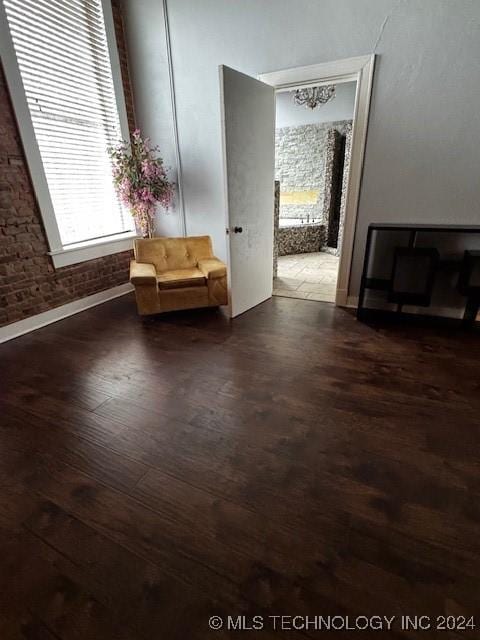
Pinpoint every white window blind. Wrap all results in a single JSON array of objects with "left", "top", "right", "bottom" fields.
[{"left": 3, "top": 0, "right": 133, "bottom": 246}]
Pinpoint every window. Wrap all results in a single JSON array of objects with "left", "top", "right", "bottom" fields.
[{"left": 0, "top": 0, "right": 135, "bottom": 267}]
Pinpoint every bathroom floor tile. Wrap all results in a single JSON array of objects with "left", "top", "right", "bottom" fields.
[
  {"left": 306, "top": 291, "right": 336, "bottom": 303},
  {"left": 273, "top": 277, "right": 301, "bottom": 290},
  {"left": 274, "top": 251, "right": 339, "bottom": 303},
  {"left": 297, "top": 281, "right": 336, "bottom": 293},
  {"left": 272, "top": 288, "right": 303, "bottom": 298}
]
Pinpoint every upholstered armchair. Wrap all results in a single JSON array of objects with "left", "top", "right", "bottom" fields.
[{"left": 130, "top": 236, "right": 228, "bottom": 315}]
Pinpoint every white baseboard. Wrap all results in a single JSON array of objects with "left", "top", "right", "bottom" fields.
[
  {"left": 335, "top": 288, "right": 348, "bottom": 306},
  {"left": 0, "top": 282, "right": 134, "bottom": 344}
]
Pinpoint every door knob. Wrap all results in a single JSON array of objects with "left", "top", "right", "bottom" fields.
[{"left": 233, "top": 226, "right": 243, "bottom": 233}]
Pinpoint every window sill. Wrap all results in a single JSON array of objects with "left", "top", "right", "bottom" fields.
[{"left": 48, "top": 231, "right": 139, "bottom": 269}]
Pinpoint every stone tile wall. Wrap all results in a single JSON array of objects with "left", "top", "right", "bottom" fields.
[
  {"left": 275, "top": 120, "right": 352, "bottom": 223},
  {"left": 273, "top": 180, "right": 280, "bottom": 277},
  {"left": 322, "top": 123, "right": 352, "bottom": 257},
  {"left": 323, "top": 130, "right": 343, "bottom": 248},
  {"left": 337, "top": 124, "right": 353, "bottom": 256},
  {"left": 278, "top": 224, "right": 326, "bottom": 256}
]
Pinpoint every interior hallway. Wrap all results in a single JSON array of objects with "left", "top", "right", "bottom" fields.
[{"left": 274, "top": 251, "right": 339, "bottom": 302}]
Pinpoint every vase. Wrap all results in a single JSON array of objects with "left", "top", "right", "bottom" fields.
[{"left": 134, "top": 209, "right": 155, "bottom": 238}]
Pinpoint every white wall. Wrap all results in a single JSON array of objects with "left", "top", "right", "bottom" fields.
[
  {"left": 123, "top": 0, "right": 480, "bottom": 296},
  {"left": 276, "top": 82, "right": 356, "bottom": 128},
  {"left": 121, "top": 0, "right": 183, "bottom": 238}
]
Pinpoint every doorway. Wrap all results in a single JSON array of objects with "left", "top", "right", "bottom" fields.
[
  {"left": 272, "top": 81, "right": 356, "bottom": 303},
  {"left": 220, "top": 56, "right": 375, "bottom": 317}
]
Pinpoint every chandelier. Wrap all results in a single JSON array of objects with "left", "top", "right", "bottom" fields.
[{"left": 293, "top": 85, "right": 336, "bottom": 109}]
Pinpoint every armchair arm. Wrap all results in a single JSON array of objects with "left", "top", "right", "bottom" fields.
[
  {"left": 130, "top": 260, "right": 157, "bottom": 285},
  {"left": 198, "top": 257, "right": 227, "bottom": 279}
]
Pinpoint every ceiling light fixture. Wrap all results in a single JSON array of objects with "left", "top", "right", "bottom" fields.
[{"left": 293, "top": 85, "right": 336, "bottom": 109}]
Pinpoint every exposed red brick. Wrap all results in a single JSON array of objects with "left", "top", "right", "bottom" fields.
[
  {"left": 111, "top": 0, "right": 136, "bottom": 132},
  {"left": 0, "top": 2, "right": 136, "bottom": 328}
]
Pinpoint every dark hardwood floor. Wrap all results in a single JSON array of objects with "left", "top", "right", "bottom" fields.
[{"left": 0, "top": 293, "right": 479, "bottom": 639}]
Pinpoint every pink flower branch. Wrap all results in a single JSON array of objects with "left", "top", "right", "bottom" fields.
[{"left": 109, "top": 130, "right": 174, "bottom": 238}]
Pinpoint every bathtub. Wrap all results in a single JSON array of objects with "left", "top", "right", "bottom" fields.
[
  {"left": 277, "top": 222, "right": 326, "bottom": 256},
  {"left": 279, "top": 218, "right": 322, "bottom": 228}
]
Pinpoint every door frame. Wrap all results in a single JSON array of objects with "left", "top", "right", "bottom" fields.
[{"left": 259, "top": 54, "right": 376, "bottom": 306}]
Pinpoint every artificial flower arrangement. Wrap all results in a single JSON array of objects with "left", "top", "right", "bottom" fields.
[{"left": 109, "top": 129, "right": 174, "bottom": 238}]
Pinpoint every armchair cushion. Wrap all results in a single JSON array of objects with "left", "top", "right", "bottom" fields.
[
  {"left": 157, "top": 268, "right": 206, "bottom": 290},
  {"left": 198, "top": 258, "right": 227, "bottom": 279},
  {"left": 134, "top": 236, "right": 214, "bottom": 272},
  {"left": 130, "top": 260, "right": 156, "bottom": 285}
]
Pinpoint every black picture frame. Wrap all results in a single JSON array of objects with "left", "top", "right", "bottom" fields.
[
  {"left": 458, "top": 250, "right": 480, "bottom": 297},
  {"left": 357, "top": 224, "right": 480, "bottom": 326},
  {"left": 388, "top": 247, "right": 439, "bottom": 306}
]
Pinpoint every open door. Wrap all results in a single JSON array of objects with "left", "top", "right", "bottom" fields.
[{"left": 219, "top": 65, "right": 275, "bottom": 318}]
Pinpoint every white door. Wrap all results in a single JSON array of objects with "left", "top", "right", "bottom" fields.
[{"left": 219, "top": 65, "right": 275, "bottom": 318}]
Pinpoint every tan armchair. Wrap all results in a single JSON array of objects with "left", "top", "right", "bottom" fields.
[{"left": 130, "top": 236, "right": 228, "bottom": 315}]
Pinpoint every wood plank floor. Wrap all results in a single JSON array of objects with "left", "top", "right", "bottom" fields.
[{"left": 0, "top": 293, "right": 479, "bottom": 639}]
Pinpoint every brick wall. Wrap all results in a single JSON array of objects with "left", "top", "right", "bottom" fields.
[
  {"left": 0, "top": 1, "right": 136, "bottom": 328},
  {"left": 111, "top": 0, "right": 136, "bottom": 132}
]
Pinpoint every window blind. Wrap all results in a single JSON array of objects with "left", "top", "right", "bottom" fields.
[{"left": 4, "top": 0, "right": 133, "bottom": 246}]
